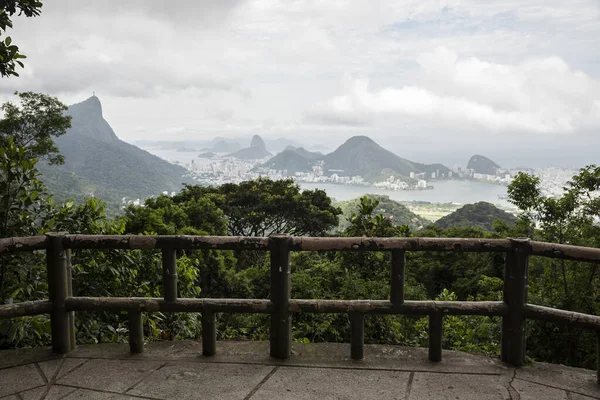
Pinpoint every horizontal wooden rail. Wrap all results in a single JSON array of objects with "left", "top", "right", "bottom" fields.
[
  {"left": 529, "top": 242, "right": 600, "bottom": 264},
  {"left": 524, "top": 304, "right": 600, "bottom": 330},
  {"left": 0, "top": 236, "right": 48, "bottom": 254},
  {"left": 291, "top": 237, "right": 514, "bottom": 252},
  {"left": 289, "top": 300, "right": 507, "bottom": 316},
  {"left": 62, "top": 235, "right": 271, "bottom": 251},
  {"left": 66, "top": 297, "right": 272, "bottom": 313},
  {"left": 0, "top": 300, "right": 53, "bottom": 318}
]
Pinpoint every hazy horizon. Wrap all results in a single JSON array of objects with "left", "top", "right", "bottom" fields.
[{"left": 1, "top": 1, "right": 599, "bottom": 170}]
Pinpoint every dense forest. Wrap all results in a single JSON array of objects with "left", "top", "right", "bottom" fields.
[{"left": 2, "top": 93, "right": 600, "bottom": 371}]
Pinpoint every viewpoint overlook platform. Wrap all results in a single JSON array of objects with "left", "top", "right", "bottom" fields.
[
  {"left": 3, "top": 234, "right": 600, "bottom": 399},
  {"left": 2, "top": 340, "right": 600, "bottom": 400}
]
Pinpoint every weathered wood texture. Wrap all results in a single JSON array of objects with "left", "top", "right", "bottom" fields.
[
  {"left": 0, "top": 300, "right": 52, "bottom": 318},
  {"left": 66, "top": 297, "right": 272, "bottom": 313},
  {"left": 202, "top": 311, "right": 216, "bottom": 356},
  {"left": 270, "top": 234, "right": 292, "bottom": 359},
  {"left": 291, "top": 237, "right": 514, "bottom": 252},
  {"left": 128, "top": 311, "right": 144, "bottom": 354},
  {"left": 501, "top": 239, "right": 529, "bottom": 366},
  {"left": 2, "top": 233, "right": 600, "bottom": 371},
  {"left": 390, "top": 250, "right": 405, "bottom": 305},
  {"left": 62, "top": 235, "right": 270, "bottom": 251},
  {"left": 525, "top": 304, "right": 600, "bottom": 330},
  {"left": 350, "top": 312, "right": 364, "bottom": 360},
  {"left": 47, "top": 234, "right": 71, "bottom": 354},
  {"left": 288, "top": 300, "right": 507, "bottom": 315},
  {"left": 529, "top": 241, "right": 600, "bottom": 263},
  {"left": 0, "top": 235, "right": 48, "bottom": 254}
]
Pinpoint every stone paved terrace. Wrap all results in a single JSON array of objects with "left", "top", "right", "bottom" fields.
[{"left": 1, "top": 341, "right": 600, "bottom": 400}]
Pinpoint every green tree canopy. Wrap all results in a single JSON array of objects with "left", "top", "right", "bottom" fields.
[
  {"left": 174, "top": 178, "right": 342, "bottom": 236},
  {"left": 0, "top": 92, "right": 71, "bottom": 165}
]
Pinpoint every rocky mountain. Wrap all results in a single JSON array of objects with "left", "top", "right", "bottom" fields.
[
  {"left": 227, "top": 135, "right": 272, "bottom": 159},
  {"left": 39, "top": 96, "right": 189, "bottom": 211},
  {"left": 467, "top": 155, "right": 500, "bottom": 175},
  {"left": 322, "top": 136, "right": 451, "bottom": 182},
  {"left": 336, "top": 194, "right": 431, "bottom": 232},
  {"left": 434, "top": 201, "right": 516, "bottom": 231}
]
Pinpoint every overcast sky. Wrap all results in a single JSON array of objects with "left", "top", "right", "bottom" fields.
[{"left": 1, "top": 1, "right": 600, "bottom": 166}]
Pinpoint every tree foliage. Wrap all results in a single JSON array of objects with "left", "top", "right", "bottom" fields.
[
  {"left": 0, "top": 1, "right": 42, "bottom": 77},
  {"left": 0, "top": 92, "right": 72, "bottom": 165}
]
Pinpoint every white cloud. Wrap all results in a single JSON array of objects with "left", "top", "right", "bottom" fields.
[
  {"left": 307, "top": 47, "right": 600, "bottom": 134},
  {"left": 1, "top": 0, "right": 599, "bottom": 142}
]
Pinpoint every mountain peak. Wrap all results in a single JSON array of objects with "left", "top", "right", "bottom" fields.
[
  {"left": 66, "top": 96, "right": 118, "bottom": 143},
  {"left": 250, "top": 135, "right": 266, "bottom": 149},
  {"left": 467, "top": 155, "right": 500, "bottom": 175}
]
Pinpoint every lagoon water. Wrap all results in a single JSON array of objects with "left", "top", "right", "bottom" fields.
[
  {"left": 143, "top": 147, "right": 509, "bottom": 206},
  {"left": 299, "top": 181, "right": 509, "bottom": 206}
]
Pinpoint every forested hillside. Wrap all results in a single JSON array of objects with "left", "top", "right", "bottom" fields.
[{"left": 434, "top": 202, "right": 516, "bottom": 231}]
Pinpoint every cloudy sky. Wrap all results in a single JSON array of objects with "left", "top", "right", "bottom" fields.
[{"left": 2, "top": 0, "right": 600, "bottom": 167}]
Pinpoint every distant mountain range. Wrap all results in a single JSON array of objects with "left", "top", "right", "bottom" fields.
[
  {"left": 260, "top": 135, "right": 452, "bottom": 182},
  {"left": 434, "top": 201, "right": 516, "bottom": 231},
  {"left": 467, "top": 155, "right": 501, "bottom": 175},
  {"left": 39, "top": 96, "right": 189, "bottom": 211}
]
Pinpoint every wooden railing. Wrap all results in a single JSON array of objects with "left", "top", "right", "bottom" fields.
[{"left": 1, "top": 234, "right": 600, "bottom": 380}]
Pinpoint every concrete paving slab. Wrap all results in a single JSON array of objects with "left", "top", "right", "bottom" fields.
[
  {"left": 56, "top": 359, "right": 165, "bottom": 394},
  {"left": 62, "top": 388, "right": 149, "bottom": 399},
  {"left": 38, "top": 358, "right": 89, "bottom": 381},
  {"left": 512, "top": 378, "right": 568, "bottom": 400},
  {"left": 516, "top": 362, "right": 600, "bottom": 399},
  {"left": 408, "top": 372, "right": 510, "bottom": 399},
  {"left": 19, "top": 384, "right": 77, "bottom": 400},
  {"left": 0, "top": 346, "right": 57, "bottom": 369},
  {"left": 0, "top": 364, "right": 45, "bottom": 398},
  {"left": 284, "top": 342, "right": 509, "bottom": 375},
  {"left": 571, "top": 393, "right": 599, "bottom": 399},
  {"left": 252, "top": 366, "right": 411, "bottom": 400},
  {"left": 127, "top": 361, "right": 275, "bottom": 400}
]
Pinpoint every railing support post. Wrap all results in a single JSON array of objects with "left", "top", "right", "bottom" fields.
[
  {"left": 391, "top": 250, "right": 405, "bottom": 305},
  {"left": 428, "top": 311, "right": 443, "bottom": 362},
  {"left": 66, "top": 249, "right": 76, "bottom": 351},
  {"left": 162, "top": 248, "right": 178, "bottom": 302},
  {"left": 350, "top": 312, "right": 364, "bottom": 360},
  {"left": 128, "top": 311, "right": 144, "bottom": 353},
  {"left": 501, "top": 238, "right": 530, "bottom": 366},
  {"left": 46, "top": 233, "right": 71, "bottom": 354},
  {"left": 270, "top": 234, "right": 292, "bottom": 359},
  {"left": 596, "top": 330, "right": 600, "bottom": 385},
  {"left": 202, "top": 311, "right": 216, "bottom": 356}
]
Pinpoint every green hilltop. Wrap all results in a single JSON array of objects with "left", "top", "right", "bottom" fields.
[
  {"left": 434, "top": 201, "right": 516, "bottom": 231},
  {"left": 335, "top": 194, "right": 432, "bottom": 232}
]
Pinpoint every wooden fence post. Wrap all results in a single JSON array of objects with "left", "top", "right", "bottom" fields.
[
  {"left": 162, "top": 248, "right": 178, "bottom": 302},
  {"left": 128, "top": 311, "right": 143, "bottom": 353},
  {"left": 270, "top": 234, "right": 292, "bottom": 359},
  {"left": 66, "top": 249, "right": 75, "bottom": 351},
  {"left": 202, "top": 311, "right": 216, "bottom": 356},
  {"left": 391, "top": 250, "right": 405, "bottom": 305},
  {"left": 501, "top": 238, "right": 530, "bottom": 366},
  {"left": 350, "top": 312, "right": 364, "bottom": 360},
  {"left": 428, "top": 312, "right": 443, "bottom": 362},
  {"left": 46, "top": 233, "right": 71, "bottom": 354}
]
